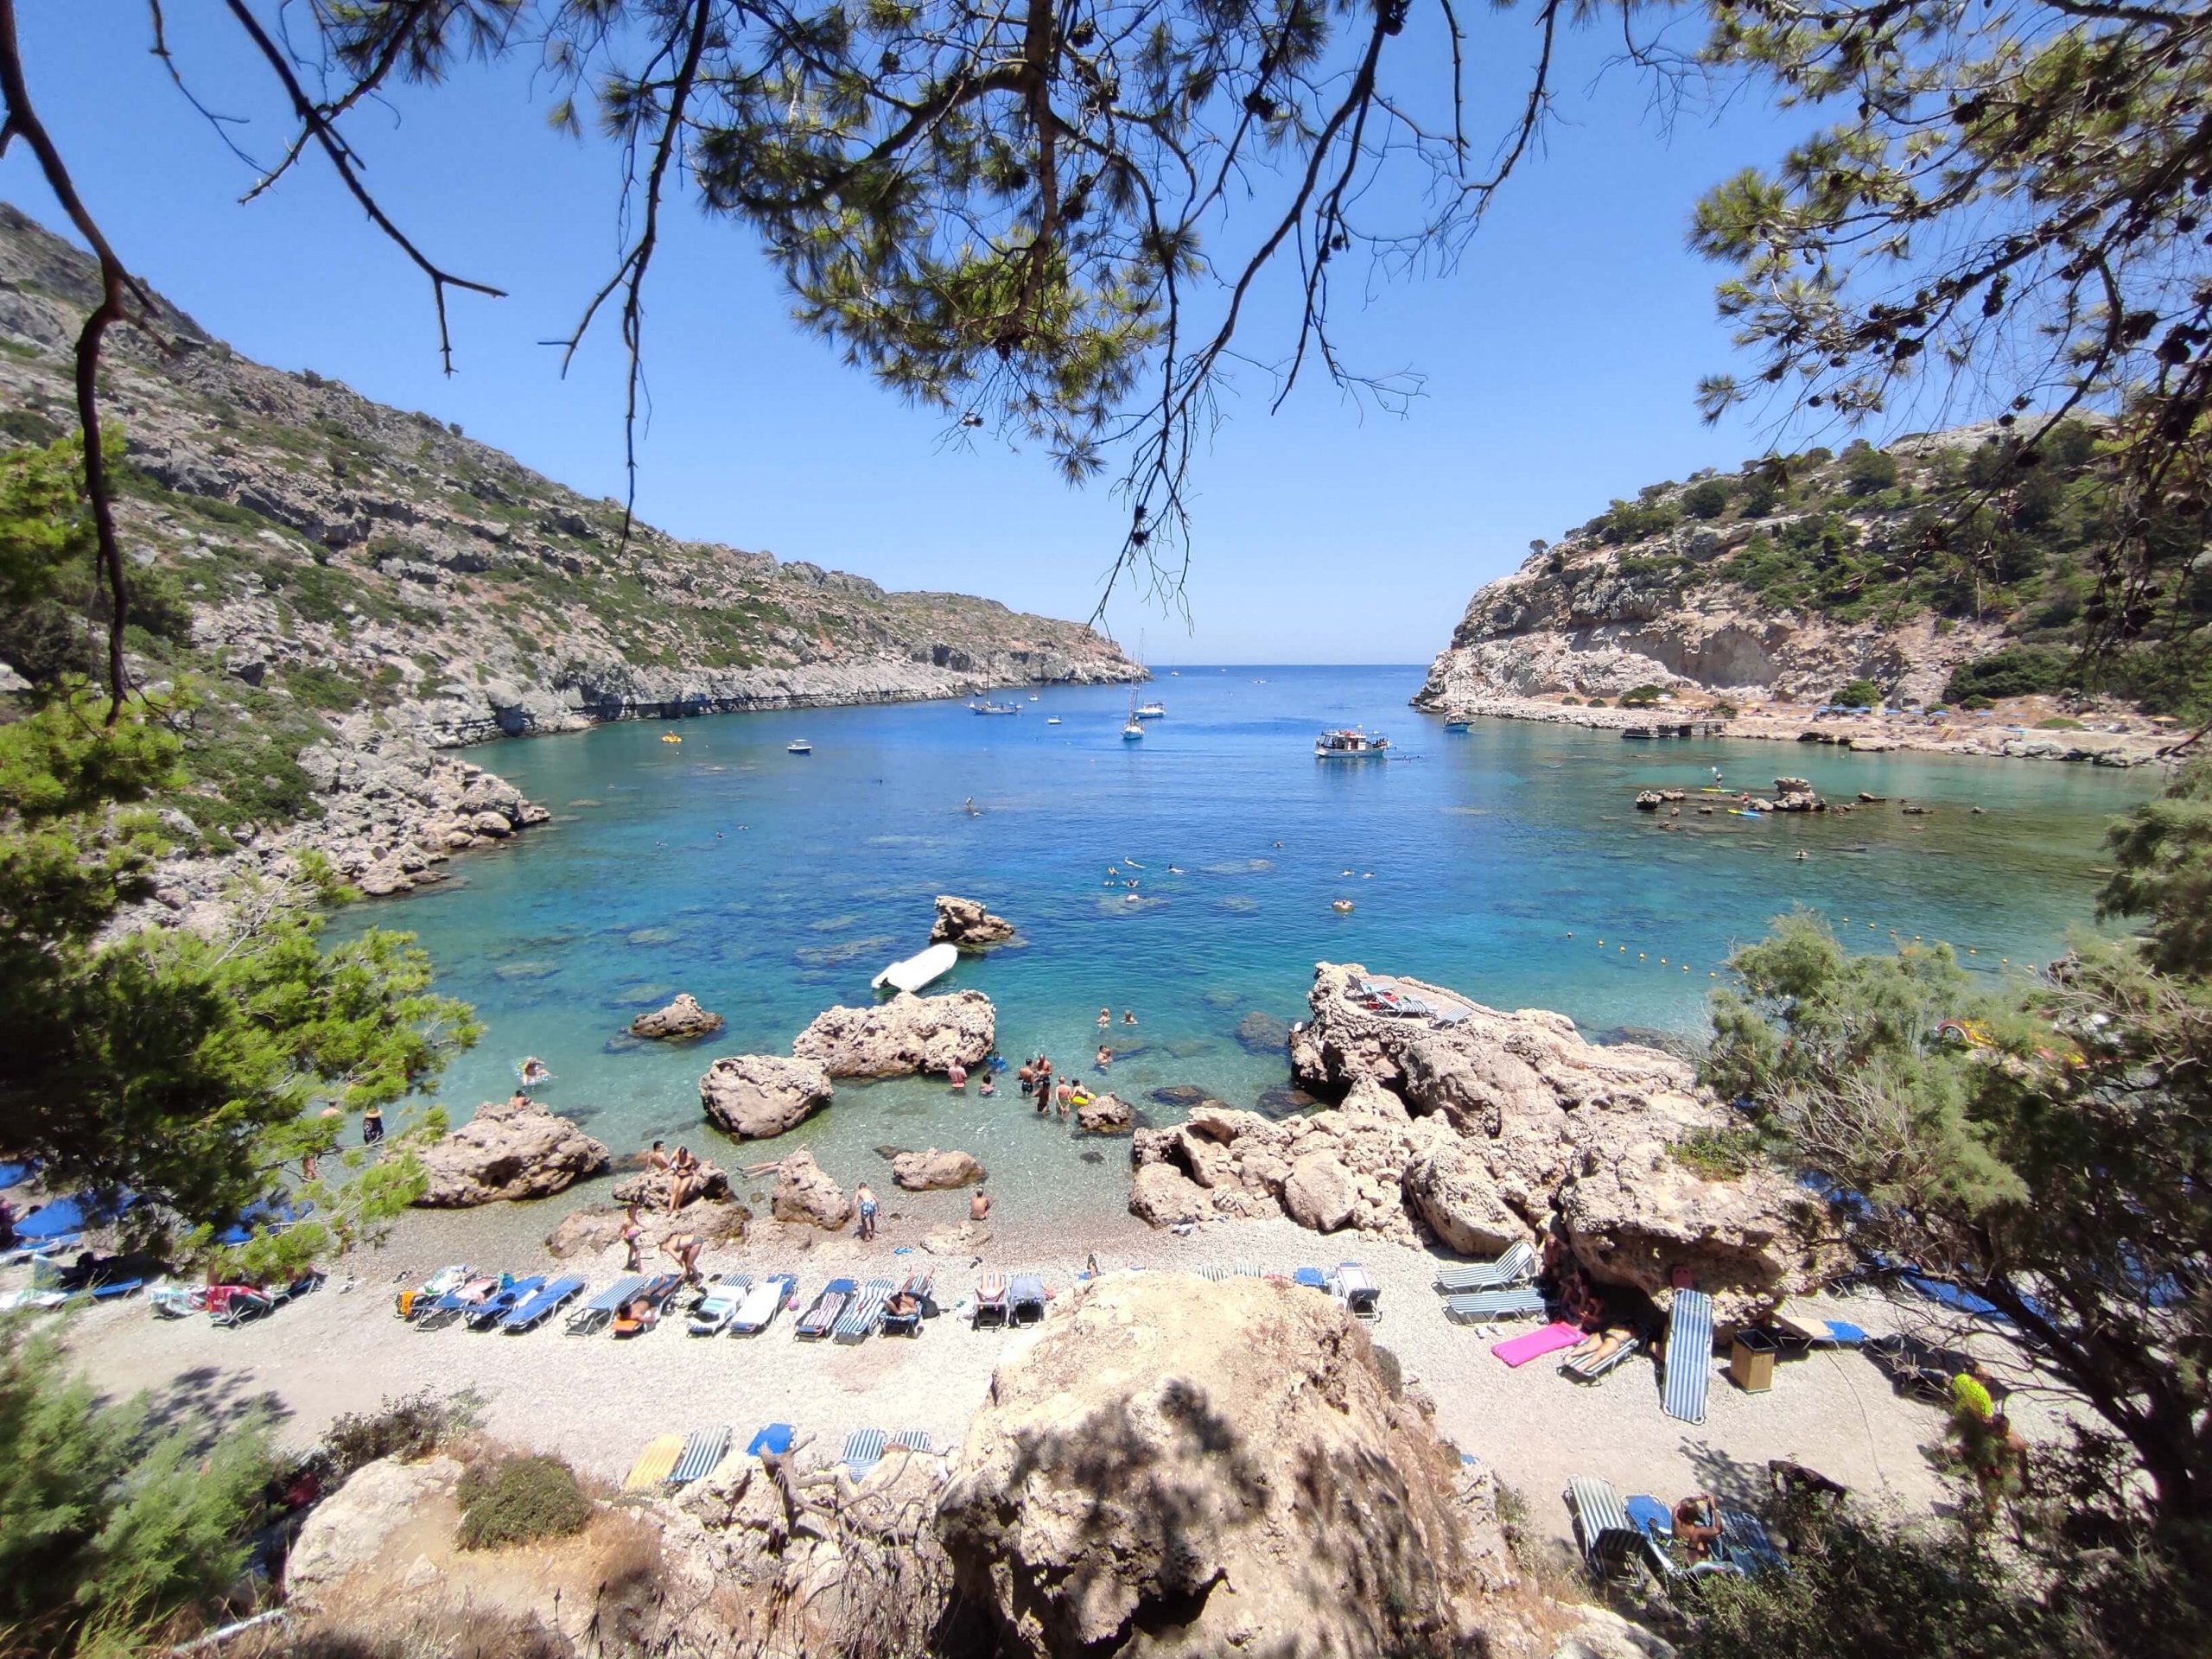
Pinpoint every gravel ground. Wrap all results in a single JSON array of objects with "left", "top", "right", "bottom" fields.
[{"left": 39, "top": 1203, "right": 2024, "bottom": 1545}]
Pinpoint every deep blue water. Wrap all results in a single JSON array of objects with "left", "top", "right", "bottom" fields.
[{"left": 357, "top": 666, "right": 2154, "bottom": 1225}]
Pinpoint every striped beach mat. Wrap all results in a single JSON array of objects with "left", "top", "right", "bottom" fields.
[
  {"left": 1663, "top": 1290, "right": 1714, "bottom": 1425},
  {"left": 842, "top": 1428, "right": 887, "bottom": 1479},
  {"left": 836, "top": 1280, "right": 893, "bottom": 1343},
  {"left": 1444, "top": 1287, "right": 1547, "bottom": 1325},
  {"left": 892, "top": 1428, "right": 932, "bottom": 1454},
  {"left": 1435, "top": 1241, "right": 1539, "bottom": 1294},
  {"left": 624, "top": 1434, "right": 683, "bottom": 1491},
  {"left": 670, "top": 1426, "right": 733, "bottom": 1485}
]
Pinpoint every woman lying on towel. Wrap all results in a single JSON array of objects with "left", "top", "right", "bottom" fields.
[{"left": 613, "top": 1295, "right": 660, "bottom": 1338}]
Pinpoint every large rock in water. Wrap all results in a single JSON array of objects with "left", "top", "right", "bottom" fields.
[
  {"left": 930, "top": 893, "right": 1016, "bottom": 948},
  {"left": 792, "top": 988, "right": 995, "bottom": 1077},
  {"left": 772, "top": 1148, "right": 853, "bottom": 1229},
  {"left": 936, "top": 1273, "right": 1492, "bottom": 1657},
  {"left": 414, "top": 1097, "right": 609, "bottom": 1206},
  {"left": 891, "top": 1147, "right": 986, "bottom": 1190},
  {"left": 629, "top": 991, "right": 725, "bottom": 1039},
  {"left": 698, "top": 1053, "right": 834, "bottom": 1138}
]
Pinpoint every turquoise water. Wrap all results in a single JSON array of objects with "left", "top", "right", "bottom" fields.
[{"left": 359, "top": 666, "right": 2155, "bottom": 1225}]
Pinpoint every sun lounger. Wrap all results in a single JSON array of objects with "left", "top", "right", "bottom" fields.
[
  {"left": 1662, "top": 1289, "right": 1714, "bottom": 1424},
  {"left": 0, "top": 1287, "right": 67, "bottom": 1313},
  {"left": 1009, "top": 1274, "right": 1046, "bottom": 1324},
  {"left": 151, "top": 1286, "right": 207, "bottom": 1319},
  {"left": 1491, "top": 1320, "right": 1583, "bottom": 1367},
  {"left": 1444, "top": 1287, "right": 1548, "bottom": 1324},
  {"left": 842, "top": 1428, "right": 888, "bottom": 1480},
  {"left": 3, "top": 1234, "right": 79, "bottom": 1266},
  {"left": 503, "top": 1275, "right": 586, "bottom": 1332},
  {"left": 397, "top": 1265, "right": 470, "bottom": 1322},
  {"left": 892, "top": 1429, "right": 932, "bottom": 1454},
  {"left": 207, "top": 1284, "right": 274, "bottom": 1327},
  {"left": 1566, "top": 1478, "right": 1649, "bottom": 1580},
  {"left": 1864, "top": 1332, "right": 1956, "bottom": 1402},
  {"left": 1332, "top": 1262, "right": 1379, "bottom": 1319},
  {"left": 686, "top": 1274, "right": 753, "bottom": 1336},
  {"left": 612, "top": 1273, "right": 683, "bottom": 1337},
  {"left": 417, "top": 1273, "right": 505, "bottom": 1331},
  {"left": 1773, "top": 1310, "right": 1867, "bottom": 1349},
  {"left": 268, "top": 1270, "right": 324, "bottom": 1308},
  {"left": 670, "top": 1426, "right": 733, "bottom": 1485},
  {"left": 625, "top": 1434, "right": 683, "bottom": 1491},
  {"left": 1293, "top": 1267, "right": 1329, "bottom": 1290},
  {"left": 84, "top": 1278, "right": 145, "bottom": 1304},
  {"left": 1434, "top": 1240, "right": 1539, "bottom": 1294},
  {"left": 747, "top": 1423, "right": 795, "bottom": 1458},
  {"left": 836, "top": 1279, "right": 893, "bottom": 1343},
  {"left": 1719, "top": 1509, "right": 1789, "bottom": 1575},
  {"left": 566, "top": 1274, "right": 645, "bottom": 1336},
  {"left": 466, "top": 1274, "right": 546, "bottom": 1331},
  {"left": 798, "top": 1277, "right": 857, "bottom": 1339},
  {"left": 731, "top": 1274, "right": 795, "bottom": 1335},
  {"left": 1562, "top": 1329, "right": 1646, "bottom": 1382},
  {"left": 974, "top": 1273, "right": 1009, "bottom": 1327},
  {"left": 882, "top": 1271, "right": 932, "bottom": 1336}
]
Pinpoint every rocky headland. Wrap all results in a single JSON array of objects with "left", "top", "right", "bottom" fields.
[{"left": 0, "top": 203, "right": 1141, "bottom": 925}]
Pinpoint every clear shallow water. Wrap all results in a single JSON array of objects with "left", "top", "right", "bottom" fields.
[{"left": 356, "top": 666, "right": 2155, "bottom": 1227}]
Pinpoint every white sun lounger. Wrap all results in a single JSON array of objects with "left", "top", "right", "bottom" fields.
[
  {"left": 730, "top": 1274, "right": 793, "bottom": 1335},
  {"left": 1434, "top": 1240, "right": 1539, "bottom": 1294}
]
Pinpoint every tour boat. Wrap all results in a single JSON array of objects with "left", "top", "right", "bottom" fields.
[
  {"left": 1135, "top": 702, "right": 1166, "bottom": 720},
  {"left": 969, "top": 700, "right": 1021, "bottom": 715},
  {"left": 1315, "top": 728, "right": 1389, "bottom": 760},
  {"left": 786, "top": 739, "right": 812, "bottom": 755},
  {"left": 1444, "top": 719, "right": 1469, "bottom": 732}
]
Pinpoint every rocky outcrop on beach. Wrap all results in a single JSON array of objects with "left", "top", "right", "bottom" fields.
[
  {"left": 890, "top": 1148, "right": 986, "bottom": 1190},
  {"left": 630, "top": 992, "right": 725, "bottom": 1040},
  {"left": 1074, "top": 1090, "right": 1135, "bottom": 1134},
  {"left": 772, "top": 1148, "right": 854, "bottom": 1230},
  {"left": 413, "top": 1096, "right": 610, "bottom": 1207},
  {"left": 792, "top": 988, "right": 996, "bottom": 1077},
  {"left": 929, "top": 893, "right": 1017, "bottom": 948},
  {"left": 610, "top": 1159, "right": 734, "bottom": 1211},
  {"left": 1129, "top": 963, "right": 1833, "bottom": 1323},
  {"left": 698, "top": 1053, "right": 834, "bottom": 1139},
  {"left": 937, "top": 1273, "right": 1500, "bottom": 1657},
  {"left": 0, "top": 203, "right": 1143, "bottom": 931}
]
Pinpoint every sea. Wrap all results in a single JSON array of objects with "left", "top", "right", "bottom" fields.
[{"left": 351, "top": 665, "right": 2157, "bottom": 1230}]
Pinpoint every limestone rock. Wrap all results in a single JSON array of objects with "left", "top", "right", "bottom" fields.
[
  {"left": 791, "top": 989, "right": 995, "bottom": 1077},
  {"left": 629, "top": 991, "right": 725, "bottom": 1039},
  {"left": 929, "top": 893, "right": 1016, "bottom": 948},
  {"left": 287, "top": 1456, "right": 464, "bottom": 1612},
  {"left": 1128, "top": 1162, "right": 1211, "bottom": 1227},
  {"left": 1281, "top": 1150, "right": 1357, "bottom": 1232},
  {"left": 545, "top": 1198, "right": 748, "bottom": 1256},
  {"left": 1403, "top": 1146, "right": 1528, "bottom": 1257},
  {"left": 610, "top": 1160, "right": 734, "bottom": 1210},
  {"left": 891, "top": 1147, "right": 986, "bottom": 1190},
  {"left": 772, "top": 1148, "right": 853, "bottom": 1229},
  {"left": 1074, "top": 1091, "right": 1134, "bottom": 1134},
  {"left": 414, "top": 1097, "right": 609, "bottom": 1207},
  {"left": 699, "top": 1053, "right": 834, "bottom": 1139},
  {"left": 1233, "top": 1008, "right": 1292, "bottom": 1054},
  {"left": 935, "top": 1274, "right": 1491, "bottom": 1658}
]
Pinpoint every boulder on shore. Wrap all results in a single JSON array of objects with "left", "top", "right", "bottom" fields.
[
  {"left": 891, "top": 1147, "right": 987, "bottom": 1190},
  {"left": 414, "top": 1097, "right": 609, "bottom": 1206},
  {"left": 545, "top": 1198, "right": 748, "bottom": 1256},
  {"left": 628, "top": 991, "right": 725, "bottom": 1039},
  {"left": 1075, "top": 1091, "right": 1135, "bottom": 1134},
  {"left": 936, "top": 1273, "right": 1494, "bottom": 1658},
  {"left": 699, "top": 1053, "right": 834, "bottom": 1139},
  {"left": 772, "top": 1147, "right": 853, "bottom": 1229},
  {"left": 610, "top": 1160, "right": 733, "bottom": 1211},
  {"left": 792, "top": 988, "right": 995, "bottom": 1077},
  {"left": 929, "top": 893, "right": 1016, "bottom": 948}
]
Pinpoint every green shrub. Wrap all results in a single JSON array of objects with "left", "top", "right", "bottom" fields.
[
  {"left": 1619, "top": 683, "right": 1666, "bottom": 708},
  {"left": 1593, "top": 498, "right": 1680, "bottom": 545},
  {"left": 1834, "top": 677, "right": 1883, "bottom": 707},
  {"left": 1713, "top": 700, "right": 1740, "bottom": 717},
  {"left": 1559, "top": 696, "right": 1581, "bottom": 706},
  {"left": 1943, "top": 645, "right": 2076, "bottom": 703},
  {"left": 1682, "top": 478, "right": 1732, "bottom": 519},
  {"left": 456, "top": 1455, "right": 594, "bottom": 1550},
  {"left": 323, "top": 1389, "right": 482, "bottom": 1482},
  {"left": 1585, "top": 696, "right": 1607, "bottom": 708},
  {"left": 1669, "top": 1124, "right": 1762, "bottom": 1180},
  {"left": 1959, "top": 694, "right": 1993, "bottom": 710},
  {"left": 1840, "top": 441, "right": 1899, "bottom": 496},
  {"left": 2035, "top": 715, "right": 2086, "bottom": 730}
]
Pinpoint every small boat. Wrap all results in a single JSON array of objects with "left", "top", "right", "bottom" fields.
[
  {"left": 969, "top": 700, "right": 1021, "bottom": 715},
  {"left": 1135, "top": 702, "right": 1166, "bottom": 720},
  {"left": 660, "top": 733, "right": 683, "bottom": 744},
  {"left": 1444, "top": 719, "right": 1469, "bottom": 733},
  {"left": 1028, "top": 693, "right": 1039, "bottom": 701},
  {"left": 871, "top": 942, "right": 958, "bottom": 994},
  {"left": 1046, "top": 716, "right": 1062, "bottom": 725},
  {"left": 787, "top": 739, "right": 812, "bottom": 755},
  {"left": 1315, "top": 728, "right": 1389, "bottom": 760}
]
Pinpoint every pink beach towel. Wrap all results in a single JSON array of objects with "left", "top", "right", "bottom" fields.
[{"left": 1491, "top": 1321, "right": 1584, "bottom": 1368}]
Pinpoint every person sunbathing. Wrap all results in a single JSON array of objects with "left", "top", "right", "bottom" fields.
[
  {"left": 1569, "top": 1325, "right": 1631, "bottom": 1367},
  {"left": 1674, "top": 1493, "right": 1722, "bottom": 1561}
]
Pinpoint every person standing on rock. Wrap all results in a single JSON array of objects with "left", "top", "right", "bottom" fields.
[{"left": 855, "top": 1182, "right": 879, "bottom": 1241}]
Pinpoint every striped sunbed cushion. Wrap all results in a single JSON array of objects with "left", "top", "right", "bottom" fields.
[
  {"left": 1563, "top": 1333, "right": 1644, "bottom": 1381},
  {"left": 1662, "top": 1291, "right": 1714, "bottom": 1425},
  {"left": 1567, "top": 1477, "right": 1641, "bottom": 1573},
  {"left": 1009, "top": 1274, "right": 1046, "bottom": 1308},
  {"left": 582, "top": 1275, "right": 647, "bottom": 1314},
  {"left": 976, "top": 1274, "right": 1008, "bottom": 1303},
  {"left": 624, "top": 1434, "right": 683, "bottom": 1491},
  {"left": 1197, "top": 1266, "right": 1231, "bottom": 1281},
  {"left": 842, "top": 1428, "right": 887, "bottom": 1478},
  {"left": 836, "top": 1281, "right": 893, "bottom": 1342},
  {"left": 1444, "top": 1287, "right": 1548, "bottom": 1323},
  {"left": 505, "top": 1276, "right": 586, "bottom": 1331},
  {"left": 670, "top": 1426, "right": 733, "bottom": 1484},
  {"left": 892, "top": 1429, "right": 932, "bottom": 1453},
  {"left": 1434, "top": 1241, "right": 1538, "bottom": 1294}
]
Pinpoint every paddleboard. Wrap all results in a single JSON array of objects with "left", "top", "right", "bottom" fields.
[{"left": 871, "top": 942, "right": 958, "bottom": 994}]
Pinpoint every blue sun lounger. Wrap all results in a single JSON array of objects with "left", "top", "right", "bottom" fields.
[
  {"left": 686, "top": 1274, "right": 753, "bottom": 1336},
  {"left": 669, "top": 1426, "right": 733, "bottom": 1485},
  {"left": 1444, "top": 1287, "right": 1548, "bottom": 1324},
  {"left": 747, "top": 1423, "right": 795, "bottom": 1458},
  {"left": 836, "top": 1279, "right": 893, "bottom": 1343},
  {"left": 798, "top": 1278, "right": 856, "bottom": 1339},
  {"left": 1719, "top": 1508, "right": 1789, "bottom": 1575},
  {"left": 882, "top": 1271, "right": 931, "bottom": 1336},
  {"left": 1662, "top": 1290, "right": 1715, "bottom": 1424},
  {"left": 1293, "top": 1267, "right": 1329, "bottom": 1290},
  {"left": 842, "top": 1428, "right": 888, "bottom": 1480},
  {"left": 466, "top": 1275, "right": 545, "bottom": 1331},
  {"left": 503, "top": 1276, "right": 586, "bottom": 1332},
  {"left": 566, "top": 1274, "right": 645, "bottom": 1336},
  {"left": 1009, "top": 1274, "right": 1047, "bottom": 1324},
  {"left": 1434, "top": 1240, "right": 1539, "bottom": 1294}
]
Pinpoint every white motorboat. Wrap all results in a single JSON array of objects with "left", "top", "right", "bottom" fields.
[
  {"left": 1046, "top": 716, "right": 1062, "bottom": 725},
  {"left": 787, "top": 739, "right": 812, "bottom": 754},
  {"left": 1135, "top": 702, "right": 1166, "bottom": 720},
  {"left": 871, "top": 942, "right": 958, "bottom": 994}
]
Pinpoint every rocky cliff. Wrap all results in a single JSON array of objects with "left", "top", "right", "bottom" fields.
[
  {"left": 1415, "top": 419, "right": 2158, "bottom": 715},
  {"left": 0, "top": 203, "right": 1140, "bottom": 912}
]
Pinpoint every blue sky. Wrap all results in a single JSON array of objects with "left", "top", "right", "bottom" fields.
[{"left": 1, "top": 5, "right": 1826, "bottom": 663}]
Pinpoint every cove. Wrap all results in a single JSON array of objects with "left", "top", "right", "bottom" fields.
[{"left": 355, "top": 665, "right": 2157, "bottom": 1230}]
